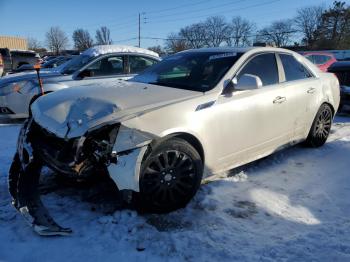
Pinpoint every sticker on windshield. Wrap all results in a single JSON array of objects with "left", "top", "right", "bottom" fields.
[{"left": 209, "top": 53, "right": 237, "bottom": 60}]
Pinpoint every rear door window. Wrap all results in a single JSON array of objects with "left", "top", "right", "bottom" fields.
[
  {"left": 237, "top": 53, "right": 279, "bottom": 86},
  {"left": 280, "top": 54, "right": 313, "bottom": 81},
  {"left": 85, "top": 55, "right": 124, "bottom": 76},
  {"left": 129, "top": 56, "right": 158, "bottom": 74}
]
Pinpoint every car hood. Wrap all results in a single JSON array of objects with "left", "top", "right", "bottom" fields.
[
  {"left": 0, "top": 71, "right": 63, "bottom": 86},
  {"left": 31, "top": 81, "right": 202, "bottom": 138}
]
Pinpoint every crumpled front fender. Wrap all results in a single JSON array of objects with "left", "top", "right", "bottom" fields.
[{"left": 107, "top": 124, "right": 157, "bottom": 192}]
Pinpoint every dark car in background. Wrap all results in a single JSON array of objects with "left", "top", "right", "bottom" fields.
[
  {"left": 13, "top": 56, "right": 75, "bottom": 73},
  {"left": 0, "top": 48, "right": 41, "bottom": 76},
  {"left": 328, "top": 61, "right": 350, "bottom": 112}
]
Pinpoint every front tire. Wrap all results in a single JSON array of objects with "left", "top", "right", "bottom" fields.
[
  {"left": 305, "top": 104, "right": 333, "bottom": 147},
  {"left": 137, "top": 138, "right": 203, "bottom": 213}
]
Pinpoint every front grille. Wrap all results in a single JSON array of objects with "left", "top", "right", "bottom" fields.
[
  {"left": 28, "top": 120, "right": 119, "bottom": 176},
  {"left": 29, "top": 121, "right": 78, "bottom": 173}
]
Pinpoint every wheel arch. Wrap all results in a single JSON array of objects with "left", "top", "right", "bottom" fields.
[
  {"left": 29, "top": 91, "right": 53, "bottom": 106},
  {"left": 162, "top": 132, "right": 205, "bottom": 164}
]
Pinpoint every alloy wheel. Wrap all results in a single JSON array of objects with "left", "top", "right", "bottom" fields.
[{"left": 141, "top": 150, "right": 197, "bottom": 205}]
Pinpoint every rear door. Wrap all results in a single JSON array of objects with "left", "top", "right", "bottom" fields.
[
  {"left": 73, "top": 54, "right": 128, "bottom": 86},
  {"left": 277, "top": 53, "right": 320, "bottom": 140}
]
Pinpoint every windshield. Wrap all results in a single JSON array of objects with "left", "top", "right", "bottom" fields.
[
  {"left": 131, "top": 51, "right": 242, "bottom": 92},
  {"left": 60, "top": 54, "right": 94, "bottom": 75}
]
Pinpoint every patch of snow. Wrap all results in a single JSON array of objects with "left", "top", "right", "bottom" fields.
[
  {"left": 82, "top": 45, "right": 159, "bottom": 58},
  {"left": 0, "top": 117, "right": 350, "bottom": 261}
]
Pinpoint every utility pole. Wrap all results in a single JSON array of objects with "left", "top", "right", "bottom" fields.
[
  {"left": 138, "top": 13, "right": 141, "bottom": 47},
  {"left": 138, "top": 12, "right": 146, "bottom": 47}
]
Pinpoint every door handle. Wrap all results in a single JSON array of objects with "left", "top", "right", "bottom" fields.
[
  {"left": 273, "top": 96, "right": 286, "bottom": 104},
  {"left": 307, "top": 87, "right": 316, "bottom": 94}
]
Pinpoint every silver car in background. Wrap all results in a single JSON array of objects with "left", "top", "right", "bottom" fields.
[
  {"left": 9, "top": 47, "right": 339, "bottom": 235},
  {"left": 0, "top": 45, "right": 160, "bottom": 119}
]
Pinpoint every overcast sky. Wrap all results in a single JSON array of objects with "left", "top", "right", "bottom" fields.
[{"left": 0, "top": 0, "right": 347, "bottom": 49}]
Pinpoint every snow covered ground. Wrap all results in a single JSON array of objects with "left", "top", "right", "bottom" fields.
[{"left": 1, "top": 116, "right": 350, "bottom": 262}]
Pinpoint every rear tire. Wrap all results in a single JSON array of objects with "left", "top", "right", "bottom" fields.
[
  {"left": 137, "top": 138, "right": 203, "bottom": 213},
  {"left": 305, "top": 104, "right": 333, "bottom": 147}
]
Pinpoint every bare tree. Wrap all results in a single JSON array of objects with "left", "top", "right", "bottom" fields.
[
  {"left": 179, "top": 23, "right": 207, "bottom": 48},
  {"left": 27, "top": 37, "right": 42, "bottom": 50},
  {"left": 295, "top": 5, "right": 324, "bottom": 47},
  {"left": 203, "top": 16, "right": 230, "bottom": 47},
  {"left": 73, "top": 29, "right": 93, "bottom": 51},
  {"left": 227, "top": 16, "right": 255, "bottom": 47},
  {"left": 148, "top": 45, "right": 165, "bottom": 56},
  {"left": 95, "top": 26, "right": 112, "bottom": 45},
  {"left": 165, "top": 33, "right": 188, "bottom": 53},
  {"left": 257, "top": 20, "right": 295, "bottom": 47},
  {"left": 314, "top": 1, "right": 350, "bottom": 49},
  {"left": 45, "top": 26, "right": 69, "bottom": 55}
]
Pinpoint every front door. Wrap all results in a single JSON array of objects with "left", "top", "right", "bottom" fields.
[{"left": 210, "top": 53, "right": 292, "bottom": 170}]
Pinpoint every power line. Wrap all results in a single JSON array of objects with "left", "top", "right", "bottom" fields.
[
  {"left": 146, "top": 0, "right": 283, "bottom": 25},
  {"left": 146, "top": 0, "right": 246, "bottom": 21},
  {"left": 140, "top": 30, "right": 300, "bottom": 41},
  {"left": 145, "top": 0, "right": 214, "bottom": 14},
  {"left": 113, "top": 37, "right": 138, "bottom": 43}
]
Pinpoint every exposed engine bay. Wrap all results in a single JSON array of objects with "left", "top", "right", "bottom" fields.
[{"left": 9, "top": 118, "right": 154, "bottom": 236}]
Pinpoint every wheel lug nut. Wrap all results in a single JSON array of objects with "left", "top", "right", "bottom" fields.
[{"left": 161, "top": 180, "right": 164, "bottom": 183}]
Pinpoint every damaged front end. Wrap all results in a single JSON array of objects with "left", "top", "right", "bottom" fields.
[{"left": 9, "top": 118, "right": 155, "bottom": 236}]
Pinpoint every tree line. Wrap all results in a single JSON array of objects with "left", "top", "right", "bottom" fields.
[
  {"left": 28, "top": 1, "right": 350, "bottom": 55},
  {"left": 28, "top": 26, "right": 113, "bottom": 55},
  {"left": 162, "top": 1, "right": 350, "bottom": 53}
]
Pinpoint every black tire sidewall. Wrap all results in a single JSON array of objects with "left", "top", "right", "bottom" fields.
[
  {"left": 138, "top": 137, "right": 203, "bottom": 213},
  {"left": 307, "top": 104, "right": 333, "bottom": 147}
]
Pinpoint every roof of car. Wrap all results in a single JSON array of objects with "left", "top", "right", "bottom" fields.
[
  {"left": 328, "top": 61, "right": 350, "bottom": 72},
  {"left": 82, "top": 45, "right": 160, "bottom": 58},
  {"left": 180, "top": 47, "right": 255, "bottom": 54}
]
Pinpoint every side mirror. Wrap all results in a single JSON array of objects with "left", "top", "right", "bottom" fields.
[
  {"left": 235, "top": 74, "right": 263, "bottom": 90},
  {"left": 78, "top": 69, "right": 93, "bottom": 79}
]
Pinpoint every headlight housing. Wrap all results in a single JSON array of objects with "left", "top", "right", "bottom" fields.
[{"left": 0, "top": 80, "right": 33, "bottom": 96}]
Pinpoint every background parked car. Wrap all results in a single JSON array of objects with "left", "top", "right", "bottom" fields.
[
  {"left": 0, "top": 48, "right": 12, "bottom": 76},
  {"left": 0, "top": 54, "right": 3, "bottom": 77},
  {"left": 0, "top": 45, "right": 160, "bottom": 120},
  {"left": 302, "top": 52, "right": 337, "bottom": 72},
  {"left": 0, "top": 48, "right": 41, "bottom": 75},
  {"left": 12, "top": 56, "right": 75, "bottom": 73},
  {"left": 328, "top": 61, "right": 350, "bottom": 112}
]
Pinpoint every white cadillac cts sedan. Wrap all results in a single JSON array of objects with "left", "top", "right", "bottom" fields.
[{"left": 10, "top": 47, "right": 340, "bottom": 235}]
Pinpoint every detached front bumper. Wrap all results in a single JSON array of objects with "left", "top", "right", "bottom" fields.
[
  {"left": 9, "top": 119, "right": 72, "bottom": 235},
  {"left": 9, "top": 118, "right": 154, "bottom": 235}
]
